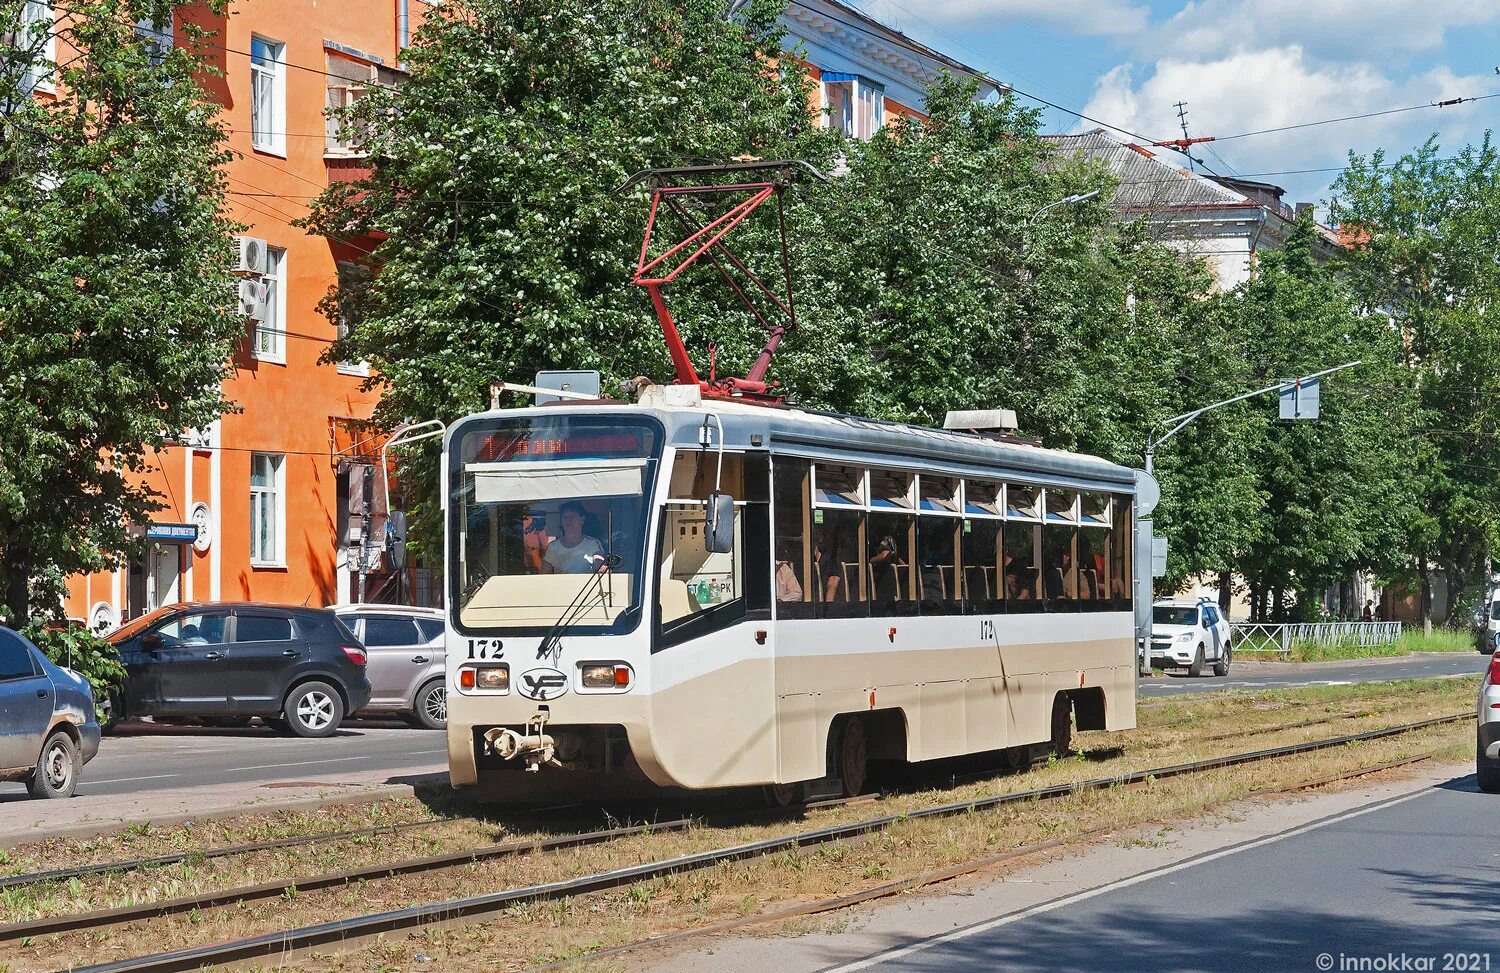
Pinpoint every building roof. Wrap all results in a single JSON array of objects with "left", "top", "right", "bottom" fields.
[
  {"left": 1042, "top": 129, "right": 1252, "bottom": 212},
  {"left": 781, "top": 0, "right": 1006, "bottom": 110}
]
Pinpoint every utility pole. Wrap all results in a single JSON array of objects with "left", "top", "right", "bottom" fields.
[
  {"left": 1174, "top": 101, "right": 1192, "bottom": 170},
  {"left": 1136, "top": 360, "right": 1362, "bottom": 676}
]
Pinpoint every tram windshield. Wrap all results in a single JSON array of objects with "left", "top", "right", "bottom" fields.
[{"left": 449, "top": 414, "right": 661, "bottom": 634}]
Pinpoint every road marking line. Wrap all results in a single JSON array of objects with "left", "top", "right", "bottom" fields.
[
  {"left": 90, "top": 774, "right": 180, "bottom": 785},
  {"left": 232, "top": 751, "right": 445, "bottom": 772},
  {"left": 818, "top": 786, "right": 1432, "bottom": 973}
]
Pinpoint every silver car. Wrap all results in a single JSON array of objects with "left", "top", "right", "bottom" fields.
[
  {"left": 333, "top": 606, "right": 447, "bottom": 729},
  {"left": 1, "top": 627, "right": 100, "bottom": 798},
  {"left": 1478, "top": 649, "right": 1500, "bottom": 792}
]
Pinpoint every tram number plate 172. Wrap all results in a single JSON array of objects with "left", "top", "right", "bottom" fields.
[
  {"left": 979, "top": 619, "right": 996, "bottom": 642},
  {"left": 467, "top": 639, "right": 504, "bottom": 660}
]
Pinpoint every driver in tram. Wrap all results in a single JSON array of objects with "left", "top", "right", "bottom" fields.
[{"left": 542, "top": 501, "right": 606, "bottom": 573}]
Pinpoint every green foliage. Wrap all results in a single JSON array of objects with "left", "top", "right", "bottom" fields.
[
  {"left": 305, "top": 0, "right": 1424, "bottom": 605},
  {"left": 0, "top": 1, "right": 242, "bottom": 625},
  {"left": 1198, "top": 217, "right": 1420, "bottom": 617},
  {"left": 1331, "top": 134, "right": 1500, "bottom": 620},
  {"left": 21, "top": 623, "right": 124, "bottom": 718}
]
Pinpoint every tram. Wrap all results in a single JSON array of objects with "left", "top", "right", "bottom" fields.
[
  {"left": 443, "top": 384, "right": 1141, "bottom": 801},
  {"left": 441, "top": 161, "right": 1141, "bottom": 802}
]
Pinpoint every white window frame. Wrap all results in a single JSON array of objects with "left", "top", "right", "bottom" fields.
[
  {"left": 820, "top": 73, "right": 884, "bottom": 140},
  {"left": 249, "top": 453, "right": 287, "bottom": 568},
  {"left": 19, "top": 0, "right": 56, "bottom": 95},
  {"left": 254, "top": 245, "right": 286, "bottom": 364},
  {"left": 249, "top": 35, "right": 286, "bottom": 156}
]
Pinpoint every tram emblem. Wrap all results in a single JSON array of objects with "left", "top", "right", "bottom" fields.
[{"left": 518, "top": 667, "right": 569, "bottom": 700}]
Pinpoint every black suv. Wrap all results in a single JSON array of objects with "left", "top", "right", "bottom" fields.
[{"left": 105, "top": 603, "right": 372, "bottom": 738}]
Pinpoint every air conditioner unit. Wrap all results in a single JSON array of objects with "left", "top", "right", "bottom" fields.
[
  {"left": 238, "top": 278, "right": 270, "bottom": 320},
  {"left": 234, "top": 235, "right": 266, "bottom": 275}
]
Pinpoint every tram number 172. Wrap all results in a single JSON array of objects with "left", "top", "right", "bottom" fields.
[
  {"left": 466, "top": 639, "right": 504, "bottom": 660},
  {"left": 979, "top": 619, "right": 996, "bottom": 642}
]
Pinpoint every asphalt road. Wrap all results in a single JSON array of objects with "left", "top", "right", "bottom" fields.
[
  {"left": 1138, "top": 651, "right": 1489, "bottom": 696},
  {"left": 0, "top": 718, "right": 445, "bottom": 801},
  {"left": 822, "top": 772, "right": 1496, "bottom": 973}
]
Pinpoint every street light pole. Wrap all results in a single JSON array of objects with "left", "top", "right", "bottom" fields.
[
  {"left": 1136, "top": 360, "right": 1362, "bottom": 674},
  {"left": 1027, "top": 189, "right": 1101, "bottom": 226}
]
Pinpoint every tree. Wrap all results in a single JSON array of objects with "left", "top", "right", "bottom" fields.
[
  {"left": 1201, "top": 218, "right": 1420, "bottom": 620},
  {"left": 302, "top": 0, "right": 832, "bottom": 557},
  {"left": 1331, "top": 135, "right": 1500, "bottom": 624},
  {"left": 306, "top": 0, "right": 1237, "bottom": 573},
  {"left": 0, "top": 1, "right": 242, "bottom": 625}
]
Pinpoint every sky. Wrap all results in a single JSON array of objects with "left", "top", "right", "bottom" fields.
[{"left": 855, "top": 0, "right": 1500, "bottom": 216}]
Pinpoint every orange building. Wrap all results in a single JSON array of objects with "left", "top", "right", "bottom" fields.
[
  {"left": 56, "top": 0, "right": 432, "bottom": 631},
  {"left": 50, "top": 0, "right": 995, "bottom": 632}
]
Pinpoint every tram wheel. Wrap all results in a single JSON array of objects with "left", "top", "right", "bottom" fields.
[
  {"left": 764, "top": 780, "right": 804, "bottom": 808},
  {"left": 836, "top": 717, "right": 869, "bottom": 798},
  {"left": 1050, "top": 694, "right": 1073, "bottom": 759}
]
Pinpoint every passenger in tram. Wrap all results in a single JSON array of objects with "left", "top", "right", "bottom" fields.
[
  {"left": 522, "top": 513, "right": 551, "bottom": 573},
  {"left": 813, "top": 527, "right": 844, "bottom": 603},
  {"left": 541, "top": 501, "right": 606, "bottom": 573},
  {"left": 1046, "top": 550, "right": 1075, "bottom": 600},
  {"left": 870, "top": 531, "right": 902, "bottom": 602},
  {"left": 775, "top": 540, "right": 804, "bottom": 603}
]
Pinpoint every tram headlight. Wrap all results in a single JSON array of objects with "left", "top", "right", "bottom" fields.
[
  {"left": 474, "top": 665, "right": 509, "bottom": 690},
  {"left": 581, "top": 663, "right": 632, "bottom": 689}
]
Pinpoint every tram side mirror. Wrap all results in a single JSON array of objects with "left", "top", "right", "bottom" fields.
[{"left": 705, "top": 492, "right": 735, "bottom": 554}]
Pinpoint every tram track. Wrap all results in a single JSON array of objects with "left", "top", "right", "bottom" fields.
[
  {"left": 0, "top": 688, "right": 1418, "bottom": 897},
  {"left": 55, "top": 712, "right": 1469, "bottom": 973},
  {"left": 533, "top": 748, "right": 1447, "bottom": 972}
]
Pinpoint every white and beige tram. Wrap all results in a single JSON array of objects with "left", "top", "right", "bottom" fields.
[{"left": 444, "top": 383, "right": 1141, "bottom": 802}]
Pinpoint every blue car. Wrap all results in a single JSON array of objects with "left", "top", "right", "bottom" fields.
[{"left": 0, "top": 627, "right": 101, "bottom": 799}]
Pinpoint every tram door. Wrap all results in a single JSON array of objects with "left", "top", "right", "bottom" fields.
[{"left": 654, "top": 451, "right": 777, "bottom": 787}]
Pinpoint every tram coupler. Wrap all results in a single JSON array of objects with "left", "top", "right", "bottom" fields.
[{"left": 484, "top": 710, "right": 561, "bottom": 772}]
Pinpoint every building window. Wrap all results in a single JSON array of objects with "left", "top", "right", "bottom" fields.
[
  {"left": 254, "top": 246, "right": 286, "bottom": 363},
  {"left": 821, "top": 73, "right": 883, "bottom": 140},
  {"left": 134, "top": 11, "right": 172, "bottom": 66},
  {"left": 250, "top": 36, "right": 285, "bottom": 155},
  {"left": 17, "top": 1, "right": 56, "bottom": 95},
  {"left": 250, "top": 453, "right": 286, "bottom": 566},
  {"left": 334, "top": 260, "right": 369, "bottom": 375}
]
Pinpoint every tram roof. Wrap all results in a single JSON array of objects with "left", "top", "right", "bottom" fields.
[{"left": 458, "top": 395, "right": 1140, "bottom": 493}]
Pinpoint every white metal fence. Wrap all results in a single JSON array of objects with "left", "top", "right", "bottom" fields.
[{"left": 1230, "top": 621, "right": 1404, "bottom": 655}]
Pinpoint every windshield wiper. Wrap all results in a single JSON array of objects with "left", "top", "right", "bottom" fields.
[{"left": 535, "top": 552, "right": 624, "bottom": 666}]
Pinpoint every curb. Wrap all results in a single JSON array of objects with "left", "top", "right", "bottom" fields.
[{"left": 0, "top": 772, "right": 449, "bottom": 850}]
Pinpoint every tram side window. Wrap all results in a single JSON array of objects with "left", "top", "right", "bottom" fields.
[
  {"left": 917, "top": 516, "right": 962, "bottom": 615},
  {"left": 1043, "top": 524, "right": 1078, "bottom": 607},
  {"left": 815, "top": 507, "right": 868, "bottom": 618},
  {"left": 774, "top": 458, "right": 815, "bottom": 620},
  {"left": 1003, "top": 522, "right": 1041, "bottom": 608},
  {"left": 1075, "top": 522, "right": 1108, "bottom": 605},
  {"left": 656, "top": 452, "right": 769, "bottom": 650},
  {"left": 916, "top": 475, "right": 961, "bottom": 616},
  {"left": 1112, "top": 495, "right": 1132, "bottom": 605},
  {"left": 960, "top": 517, "right": 1001, "bottom": 613},
  {"left": 868, "top": 469, "right": 915, "bottom": 617}
]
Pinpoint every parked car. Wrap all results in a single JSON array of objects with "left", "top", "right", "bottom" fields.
[
  {"left": 1477, "top": 649, "right": 1500, "bottom": 792},
  {"left": 1479, "top": 590, "right": 1500, "bottom": 653},
  {"left": 104, "top": 603, "right": 372, "bottom": 738},
  {"left": 1149, "top": 598, "right": 1232, "bottom": 677},
  {"left": 1, "top": 626, "right": 100, "bottom": 798},
  {"left": 332, "top": 605, "right": 446, "bottom": 729}
]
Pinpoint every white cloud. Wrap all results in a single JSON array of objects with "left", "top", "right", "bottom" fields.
[
  {"left": 1150, "top": 0, "right": 1500, "bottom": 60},
  {"left": 860, "top": 0, "right": 1149, "bottom": 36},
  {"left": 1078, "top": 47, "right": 1500, "bottom": 207}
]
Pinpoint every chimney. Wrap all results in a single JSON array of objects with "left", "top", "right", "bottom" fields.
[{"left": 1295, "top": 202, "right": 1314, "bottom": 219}]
